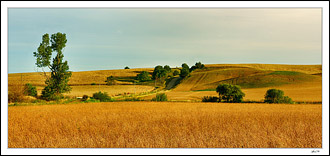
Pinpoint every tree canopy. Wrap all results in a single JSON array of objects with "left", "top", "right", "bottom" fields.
[
  {"left": 264, "top": 89, "right": 293, "bottom": 104},
  {"left": 136, "top": 71, "right": 151, "bottom": 82},
  {"left": 33, "top": 32, "right": 72, "bottom": 100},
  {"left": 216, "top": 84, "right": 245, "bottom": 103},
  {"left": 180, "top": 63, "right": 190, "bottom": 78}
]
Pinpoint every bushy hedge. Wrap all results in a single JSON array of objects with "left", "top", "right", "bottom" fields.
[
  {"left": 152, "top": 93, "right": 168, "bottom": 101},
  {"left": 92, "top": 91, "right": 113, "bottom": 102},
  {"left": 24, "top": 83, "right": 37, "bottom": 97},
  {"left": 82, "top": 95, "right": 89, "bottom": 101},
  {"left": 202, "top": 96, "right": 219, "bottom": 102}
]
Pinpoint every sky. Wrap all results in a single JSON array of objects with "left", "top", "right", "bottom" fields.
[{"left": 8, "top": 8, "right": 322, "bottom": 73}]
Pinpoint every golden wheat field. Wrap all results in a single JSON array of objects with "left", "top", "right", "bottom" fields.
[
  {"left": 8, "top": 102, "right": 321, "bottom": 148},
  {"left": 34, "top": 85, "right": 154, "bottom": 98}
]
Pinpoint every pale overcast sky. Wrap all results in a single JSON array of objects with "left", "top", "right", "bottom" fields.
[{"left": 8, "top": 8, "right": 322, "bottom": 73}]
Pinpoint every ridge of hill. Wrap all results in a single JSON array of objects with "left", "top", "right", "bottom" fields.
[{"left": 174, "top": 64, "right": 321, "bottom": 91}]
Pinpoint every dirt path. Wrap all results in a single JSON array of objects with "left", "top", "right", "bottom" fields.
[{"left": 165, "top": 77, "right": 181, "bottom": 90}]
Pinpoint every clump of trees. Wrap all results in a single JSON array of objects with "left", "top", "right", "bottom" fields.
[
  {"left": 190, "top": 61, "right": 205, "bottom": 72},
  {"left": 173, "top": 70, "right": 180, "bottom": 76},
  {"left": 33, "top": 32, "right": 72, "bottom": 100},
  {"left": 136, "top": 71, "right": 151, "bottom": 82},
  {"left": 105, "top": 76, "right": 116, "bottom": 85},
  {"left": 216, "top": 84, "right": 245, "bottom": 103},
  {"left": 152, "top": 93, "right": 168, "bottom": 101},
  {"left": 124, "top": 66, "right": 130, "bottom": 69},
  {"left": 180, "top": 63, "right": 190, "bottom": 78},
  {"left": 152, "top": 65, "right": 172, "bottom": 87},
  {"left": 264, "top": 89, "right": 293, "bottom": 104}
]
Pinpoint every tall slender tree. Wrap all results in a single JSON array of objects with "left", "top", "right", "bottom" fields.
[{"left": 33, "top": 32, "right": 72, "bottom": 100}]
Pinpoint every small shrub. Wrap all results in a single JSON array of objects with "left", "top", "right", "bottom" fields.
[
  {"left": 31, "top": 99, "right": 46, "bottom": 104},
  {"left": 283, "top": 96, "right": 294, "bottom": 104},
  {"left": 24, "top": 83, "right": 37, "bottom": 97},
  {"left": 92, "top": 91, "right": 112, "bottom": 102},
  {"left": 123, "top": 97, "right": 143, "bottom": 101},
  {"left": 105, "top": 76, "right": 116, "bottom": 85},
  {"left": 152, "top": 93, "right": 168, "bottom": 102},
  {"left": 91, "top": 83, "right": 96, "bottom": 85},
  {"left": 83, "top": 98, "right": 100, "bottom": 103},
  {"left": 8, "top": 83, "right": 25, "bottom": 103},
  {"left": 82, "top": 95, "right": 89, "bottom": 101},
  {"left": 202, "top": 96, "right": 219, "bottom": 102},
  {"left": 124, "top": 66, "right": 130, "bottom": 69}
]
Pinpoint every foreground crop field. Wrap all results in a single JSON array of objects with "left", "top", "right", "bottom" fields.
[{"left": 8, "top": 102, "right": 322, "bottom": 148}]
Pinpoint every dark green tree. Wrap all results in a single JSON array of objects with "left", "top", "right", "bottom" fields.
[
  {"left": 180, "top": 67, "right": 190, "bottom": 78},
  {"left": 173, "top": 70, "right": 180, "bottom": 76},
  {"left": 152, "top": 65, "right": 164, "bottom": 80},
  {"left": 164, "top": 65, "right": 171, "bottom": 73},
  {"left": 33, "top": 32, "right": 72, "bottom": 100},
  {"left": 180, "top": 63, "right": 190, "bottom": 78},
  {"left": 124, "top": 66, "right": 130, "bottom": 69},
  {"left": 216, "top": 84, "right": 245, "bottom": 103},
  {"left": 190, "top": 62, "right": 205, "bottom": 72},
  {"left": 182, "top": 63, "right": 189, "bottom": 70},
  {"left": 264, "top": 89, "right": 293, "bottom": 104},
  {"left": 136, "top": 71, "right": 151, "bottom": 82}
]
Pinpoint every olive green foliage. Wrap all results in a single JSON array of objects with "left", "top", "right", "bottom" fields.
[
  {"left": 190, "top": 61, "right": 205, "bottom": 72},
  {"left": 152, "top": 65, "right": 168, "bottom": 80},
  {"left": 24, "top": 83, "right": 37, "bottom": 97},
  {"left": 202, "top": 96, "right": 219, "bottom": 102},
  {"left": 173, "top": 70, "right": 180, "bottom": 76},
  {"left": 33, "top": 32, "right": 72, "bottom": 100},
  {"left": 216, "top": 84, "right": 245, "bottom": 103},
  {"left": 92, "top": 91, "right": 112, "bottom": 102},
  {"left": 264, "top": 89, "right": 294, "bottom": 104},
  {"left": 105, "top": 76, "right": 116, "bottom": 85},
  {"left": 164, "top": 65, "right": 171, "bottom": 73},
  {"left": 136, "top": 71, "right": 151, "bottom": 82},
  {"left": 82, "top": 95, "right": 89, "bottom": 101},
  {"left": 180, "top": 63, "right": 190, "bottom": 78},
  {"left": 152, "top": 93, "right": 168, "bottom": 101}
]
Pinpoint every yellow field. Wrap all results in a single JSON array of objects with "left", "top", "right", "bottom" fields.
[
  {"left": 8, "top": 102, "right": 322, "bottom": 148},
  {"left": 8, "top": 68, "right": 153, "bottom": 86},
  {"left": 8, "top": 64, "right": 322, "bottom": 103},
  {"left": 242, "top": 77, "right": 322, "bottom": 102},
  {"left": 33, "top": 85, "right": 155, "bottom": 98},
  {"left": 141, "top": 76, "right": 322, "bottom": 102},
  {"left": 205, "top": 64, "right": 322, "bottom": 75}
]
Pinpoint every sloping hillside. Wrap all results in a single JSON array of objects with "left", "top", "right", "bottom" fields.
[
  {"left": 174, "top": 64, "right": 321, "bottom": 92},
  {"left": 8, "top": 68, "right": 154, "bottom": 86}
]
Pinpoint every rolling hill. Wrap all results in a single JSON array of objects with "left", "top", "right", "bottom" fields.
[{"left": 8, "top": 64, "right": 322, "bottom": 102}]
